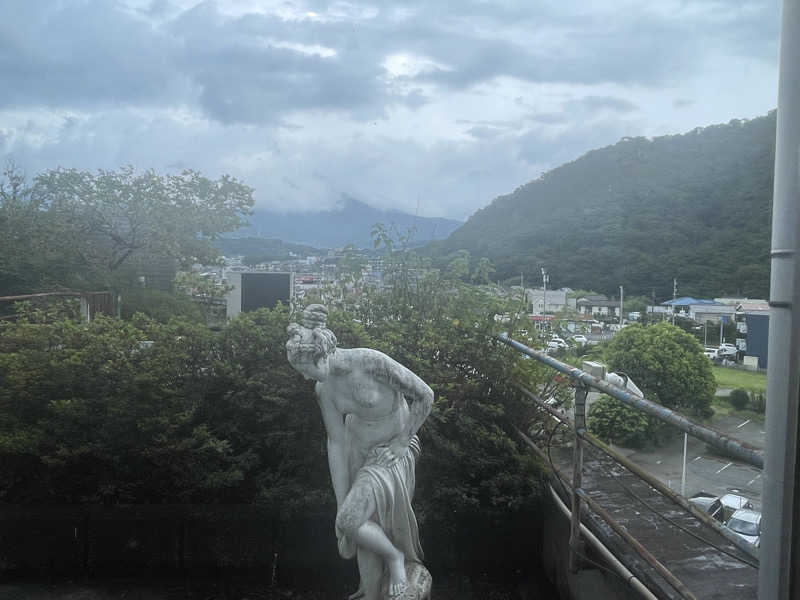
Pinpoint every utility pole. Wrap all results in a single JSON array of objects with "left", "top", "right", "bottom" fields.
[
  {"left": 651, "top": 288, "right": 656, "bottom": 323},
  {"left": 760, "top": 1, "right": 800, "bottom": 597},
  {"left": 541, "top": 267, "right": 549, "bottom": 317},
  {"left": 672, "top": 278, "right": 677, "bottom": 325},
  {"left": 619, "top": 285, "right": 624, "bottom": 325}
]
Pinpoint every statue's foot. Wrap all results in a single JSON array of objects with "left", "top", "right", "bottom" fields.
[
  {"left": 388, "top": 581, "right": 408, "bottom": 599},
  {"left": 381, "top": 562, "right": 431, "bottom": 600},
  {"left": 387, "top": 554, "right": 407, "bottom": 597}
]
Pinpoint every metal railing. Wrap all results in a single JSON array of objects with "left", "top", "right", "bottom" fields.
[
  {"left": 498, "top": 333, "right": 763, "bottom": 598},
  {"left": 499, "top": 333, "right": 764, "bottom": 468}
]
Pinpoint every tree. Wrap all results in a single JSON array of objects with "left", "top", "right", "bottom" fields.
[
  {"left": 729, "top": 389, "right": 750, "bottom": 411},
  {"left": 471, "top": 256, "right": 496, "bottom": 284},
  {"left": 22, "top": 166, "right": 254, "bottom": 290},
  {"left": 588, "top": 395, "right": 656, "bottom": 449},
  {"left": 446, "top": 249, "right": 471, "bottom": 281},
  {"left": 604, "top": 322, "right": 715, "bottom": 415},
  {"left": 0, "top": 163, "right": 72, "bottom": 293}
]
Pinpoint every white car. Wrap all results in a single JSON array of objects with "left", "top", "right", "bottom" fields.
[
  {"left": 704, "top": 347, "right": 719, "bottom": 360},
  {"left": 726, "top": 509, "right": 761, "bottom": 547},
  {"left": 550, "top": 336, "right": 568, "bottom": 349},
  {"left": 572, "top": 335, "right": 588, "bottom": 345},
  {"left": 546, "top": 341, "right": 565, "bottom": 354},
  {"left": 718, "top": 343, "right": 738, "bottom": 358},
  {"left": 719, "top": 493, "right": 754, "bottom": 520}
]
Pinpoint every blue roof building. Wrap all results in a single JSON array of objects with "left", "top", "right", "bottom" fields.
[{"left": 661, "top": 297, "right": 722, "bottom": 307}]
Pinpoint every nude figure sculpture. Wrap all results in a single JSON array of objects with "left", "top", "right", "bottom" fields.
[{"left": 286, "top": 304, "right": 433, "bottom": 600}]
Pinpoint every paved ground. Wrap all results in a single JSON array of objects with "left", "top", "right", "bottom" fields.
[{"left": 620, "top": 415, "right": 764, "bottom": 510}]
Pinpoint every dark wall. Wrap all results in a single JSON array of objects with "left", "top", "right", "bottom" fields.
[
  {"left": 745, "top": 314, "right": 769, "bottom": 369},
  {"left": 241, "top": 273, "right": 292, "bottom": 312},
  {"left": 0, "top": 505, "right": 341, "bottom": 586}
]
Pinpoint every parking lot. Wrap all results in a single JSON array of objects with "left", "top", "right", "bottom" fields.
[{"left": 622, "top": 415, "right": 764, "bottom": 509}]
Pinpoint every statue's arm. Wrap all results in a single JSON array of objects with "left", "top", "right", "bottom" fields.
[
  {"left": 316, "top": 385, "right": 349, "bottom": 507},
  {"left": 371, "top": 352, "right": 434, "bottom": 438}
]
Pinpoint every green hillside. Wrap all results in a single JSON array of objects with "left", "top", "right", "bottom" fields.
[{"left": 439, "top": 112, "right": 775, "bottom": 300}]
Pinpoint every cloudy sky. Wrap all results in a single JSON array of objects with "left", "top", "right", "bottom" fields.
[{"left": 0, "top": 0, "right": 780, "bottom": 221}]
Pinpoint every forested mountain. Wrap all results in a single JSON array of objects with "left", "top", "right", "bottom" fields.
[
  {"left": 237, "top": 196, "right": 462, "bottom": 249},
  {"left": 216, "top": 237, "right": 324, "bottom": 261},
  {"left": 438, "top": 112, "right": 776, "bottom": 300}
]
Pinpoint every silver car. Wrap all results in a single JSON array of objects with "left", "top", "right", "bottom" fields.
[{"left": 727, "top": 509, "right": 762, "bottom": 547}]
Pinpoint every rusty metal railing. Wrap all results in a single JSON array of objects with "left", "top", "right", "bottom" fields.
[{"left": 499, "top": 333, "right": 762, "bottom": 599}]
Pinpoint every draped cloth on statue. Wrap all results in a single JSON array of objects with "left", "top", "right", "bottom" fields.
[{"left": 338, "top": 435, "right": 424, "bottom": 564}]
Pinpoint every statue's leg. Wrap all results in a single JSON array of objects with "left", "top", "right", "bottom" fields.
[
  {"left": 336, "top": 483, "right": 407, "bottom": 598},
  {"left": 355, "top": 546, "right": 382, "bottom": 600}
]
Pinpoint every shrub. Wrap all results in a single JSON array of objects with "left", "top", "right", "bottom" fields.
[
  {"left": 729, "top": 388, "right": 750, "bottom": 411},
  {"left": 751, "top": 393, "right": 766, "bottom": 414},
  {"left": 588, "top": 395, "right": 657, "bottom": 449}
]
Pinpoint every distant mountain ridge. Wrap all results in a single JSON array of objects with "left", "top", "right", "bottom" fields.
[
  {"left": 437, "top": 112, "right": 776, "bottom": 300},
  {"left": 236, "top": 197, "right": 462, "bottom": 248}
]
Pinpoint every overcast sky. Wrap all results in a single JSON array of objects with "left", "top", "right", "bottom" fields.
[{"left": 0, "top": 0, "right": 780, "bottom": 221}]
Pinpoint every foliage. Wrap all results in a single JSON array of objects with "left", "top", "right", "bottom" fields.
[
  {"left": 0, "top": 219, "right": 561, "bottom": 575},
  {"left": 352, "top": 225, "right": 561, "bottom": 566},
  {"left": 119, "top": 287, "right": 205, "bottom": 322},
  {"left": 0, "top": 165, "right": 254, "bottom": 293},
  {"left": 471, "top": 256, "right": 496, "bottom": 285},
  {"left": 604, "top": 322, "right": 715, "bottom": 415},
  {"left": 728, "top": 388, "right": 750, "bottom": 411},
  {"left": 588, "top": 395, "right": 656, "bottom": 449},
  {"left": 437, "top": 112, "right": 775, "bottom": 299}
]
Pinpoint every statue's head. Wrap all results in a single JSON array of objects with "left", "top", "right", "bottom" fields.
[{"left": 286, "top": 304, "right": 337, "bottom": 381}]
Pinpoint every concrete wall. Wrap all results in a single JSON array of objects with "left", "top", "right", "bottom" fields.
[{"left": 539, "top": 489, "right": 640, "bottom": 600}]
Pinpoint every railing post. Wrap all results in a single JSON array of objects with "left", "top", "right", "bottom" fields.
[{"left": 569, "top": 384, "right": 588, "bottom": 573}]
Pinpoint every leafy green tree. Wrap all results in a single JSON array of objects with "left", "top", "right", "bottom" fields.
[
  {"left": 446, "top": 249, "right": 471, "bottom": 281},
  {"left": 729, "top": 389, "right": 750, "bottom": 411},
  {"left": 471, "top": 256, "right": 496, "bottom": 284},
  {"left": 1, "top": 166, "right": 254, "bottom": 293},
  {"left": 623, "top": 295, "right": 650, "bottom": 315},
  {"left": 604, "top": 322, "right": 715, "bottom": 415},
  {"left": 588, "top": 395, "right": 656, "bottom": 449}
]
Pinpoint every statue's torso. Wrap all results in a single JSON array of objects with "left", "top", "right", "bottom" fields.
[{"left": 317, "top": 350, "right": 410, "bottom": 453}]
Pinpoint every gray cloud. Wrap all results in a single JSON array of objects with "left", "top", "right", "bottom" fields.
[
  {"left": 0, "top": 0, "right": 780, "bottom": 222},
  {"left": 566, "top": 96, "right": 638, "bottom": 114}
]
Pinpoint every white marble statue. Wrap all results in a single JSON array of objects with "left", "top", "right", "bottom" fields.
[{"left": 286, "top": 304, "right": 433, "bottom": 600}]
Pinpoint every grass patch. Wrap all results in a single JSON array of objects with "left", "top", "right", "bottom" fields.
[
  {"left": 709, "top": 396, "right": 765, "bottom": 423},
  {"left": 712, "top": 366, "right": 767, "bottom": 394}
]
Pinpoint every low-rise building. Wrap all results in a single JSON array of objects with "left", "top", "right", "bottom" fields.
[
  {"left": 576, "top": 295, "right": 620, "bottom": 318},
  {"left": 526, "top": 287, "right": 568, "bottom": 315}
]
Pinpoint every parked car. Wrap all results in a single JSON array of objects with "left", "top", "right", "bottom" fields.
[
  {"left": 719, "top": 493, "right": 754, "bottom": 521},
  {"left": 726, "top": 509, "right": 762, "bottom": 547},
  {"left": 545, "top": 341, "right": 562, "bottom": 354},
  {"left": 718, "top": 343, "right": 738, "bottom": 358},
  {"left": 688, "top": 492, "right": 725, "bottom": 522},
  {"left": 572, "top": 334, "right": 588, "bottom": 345},
  {"left": 704, "top": 347, "right": 719, "bottom": 360}
]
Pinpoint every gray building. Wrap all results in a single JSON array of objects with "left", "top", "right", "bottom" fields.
[{"left": 526, "top": 287, "right": 570, "bottom": 315}]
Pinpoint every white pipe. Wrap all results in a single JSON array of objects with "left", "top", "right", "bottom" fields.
[{"left": 549, "top": 485, "right": 658, "bottom": 600}]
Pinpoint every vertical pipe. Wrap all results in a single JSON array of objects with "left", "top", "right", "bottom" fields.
[
  {"left": 681, "top": 432, "right": 688, "bottom": 497},
  {"left": 760, "top": 2, "right": 800, "bottom": 598},
  {"left": 569, "top": 385, "right": 588, "bottom": 573}
]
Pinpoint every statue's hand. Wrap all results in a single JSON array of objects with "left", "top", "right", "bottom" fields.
[{"left": 377, "top": 438, "right": 409, "bottom": 468}]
